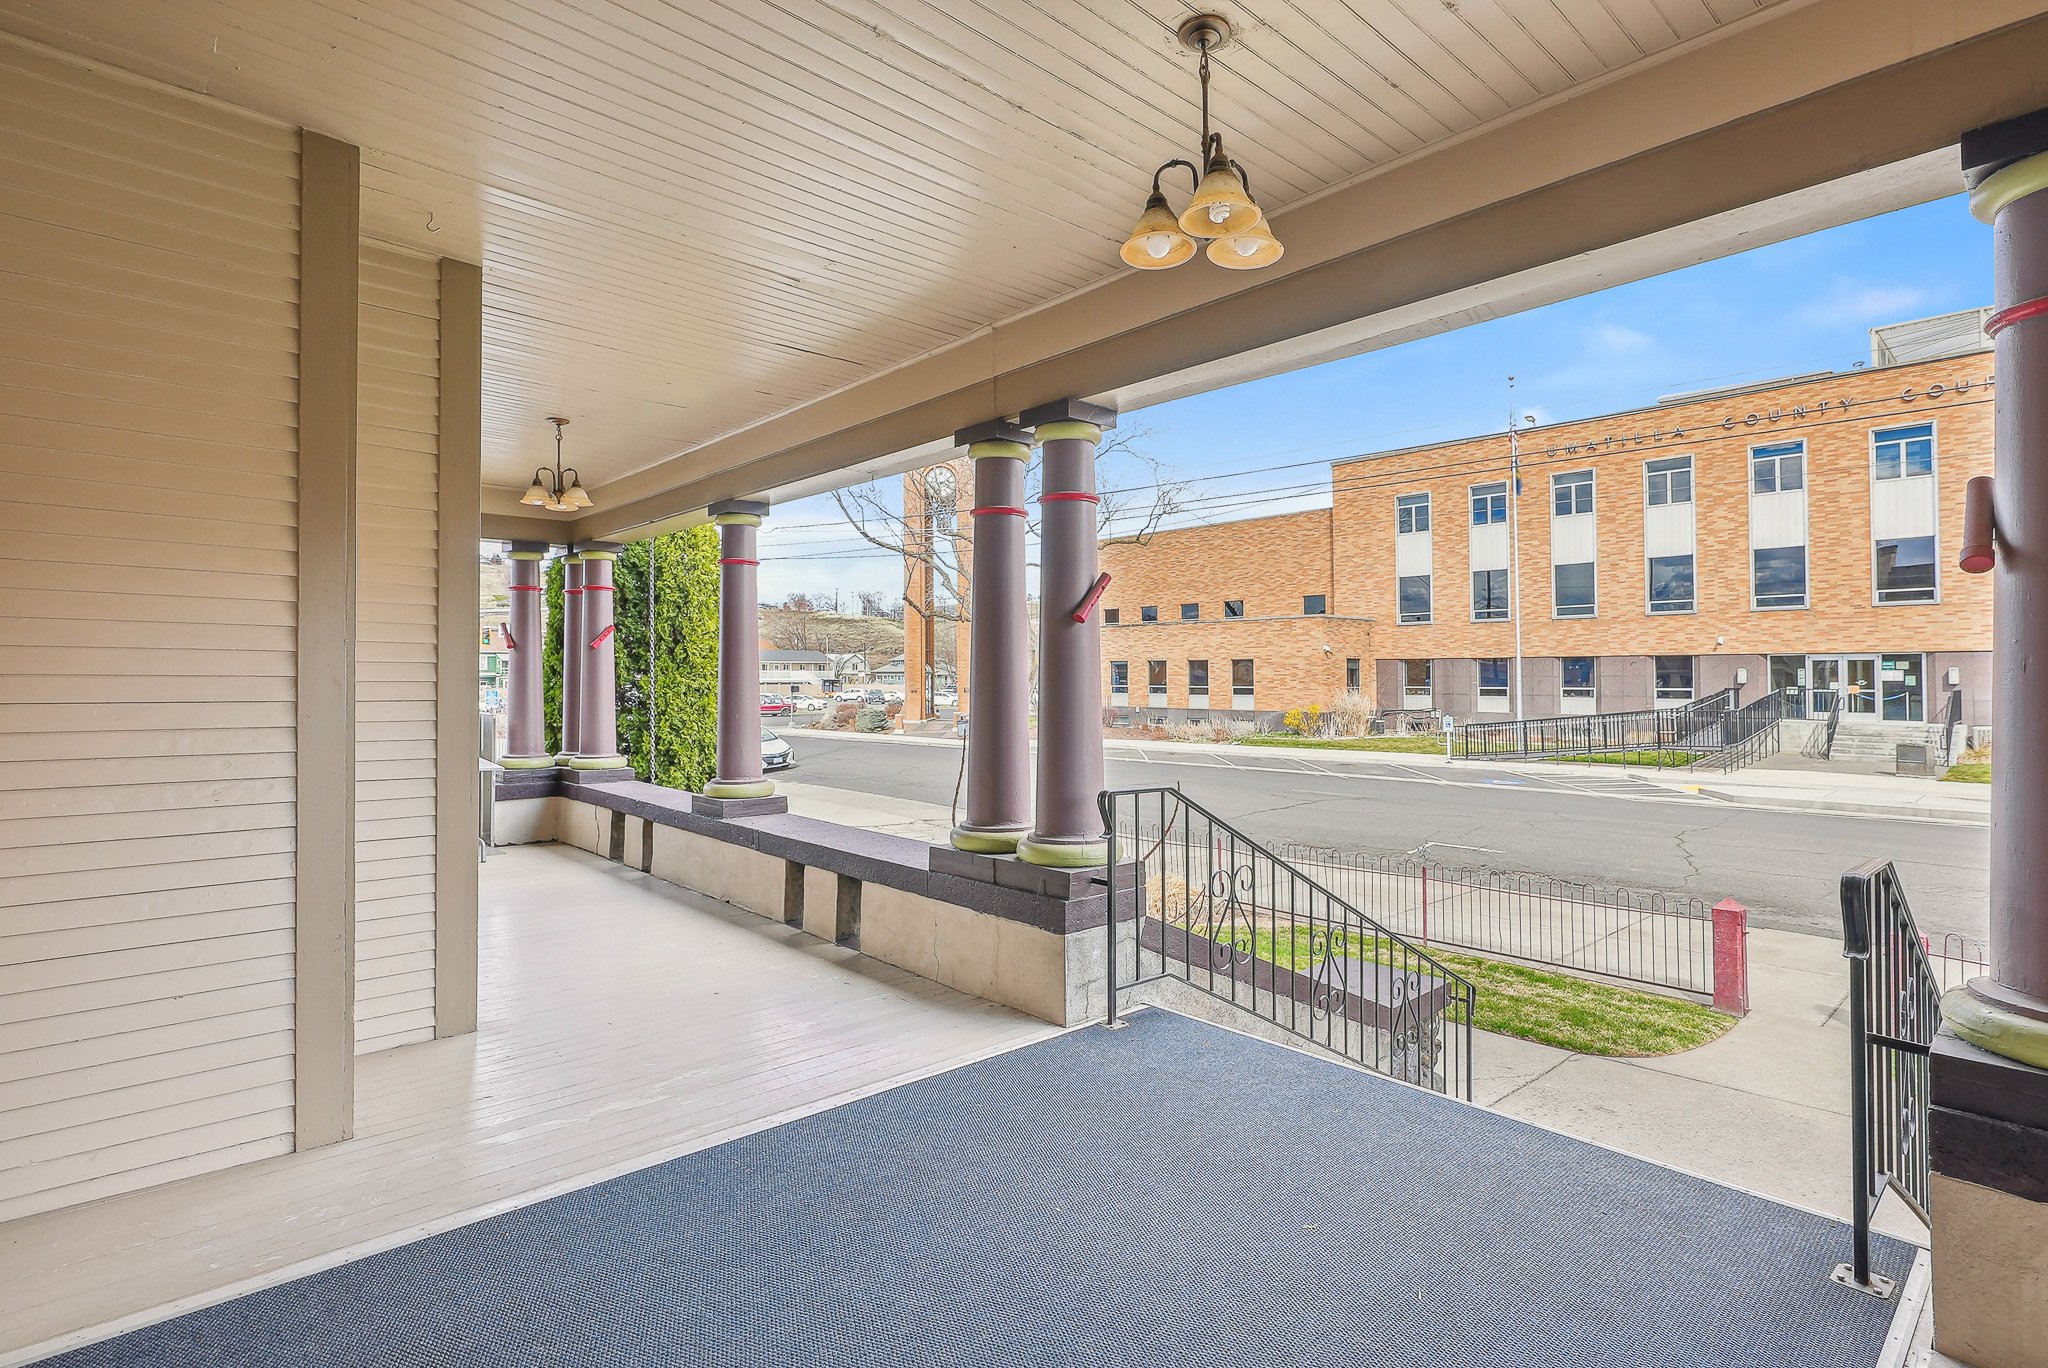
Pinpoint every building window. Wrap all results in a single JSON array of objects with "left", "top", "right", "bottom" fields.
[
  {"left": 1140, "top": 605, "right": 1158, "bottom": 623},
  {"left": 1552, "top": 470, "right": 1594, "bottom": 516},
  {"left": 1346, "top": 658, "right": 1361, "bottom": 692},
  {"left": 1873, "top": 423, "right": 1935, "bottom": 480},
  {"left": 1648, "top": 554, "right": 1695, "bottom": 614},
  {"left": 1398, "top": 574, "right": 1431, "bottom": 624},
  {"left": 1752, "top": 546, "right": 1808, "bottom": 609},
  {"left": 1102, "top": 607, "right": 1120, "bottom": 625},
  {"left": 1396, "top": 492, "right": 1430, "bottom": 534},
  {"left": 1471, "top": 568, "right": 1508, "bottom": 621},
  {"left": 1188, "top": 659, "right": 1209, "bottom": 696},
  {"left": 1403, "top": 659, "right": 1432, "bottom": 701},
  {"left": 1109, "top": 661, "right": 1128, "bottom": 696},
  {"left": 1223, "top": 600, "right": 1244, "bottom": 619},
  {"left": 1180, "top": 602, "right": 1199, "bottom": 621},
  {"left": 1751, "top": 441, "right": 1805, "bottom": 493},
  {"left": 1478, "top": 658, "right": 1510, "bottom": 699},
  {"left": 1562, "top": 657, "right": 1596, "bottom": 699},
  {"left": 1303, "top": 594, "right": 1327, "bottom": 615},
  {"left": 1231, "top": 658, "right": 1254, "bottom": 703},
  {"left": 1471, "top": 481, "right": 1508, "bottom": 525},
  {"left": 1654, "top": 655, "right": 1695, "bottom": 703},
  {"left": 1875, "top": 536, "right": 1937, "bottom": 604},
  {"left": 1147, "top": 659, "right": 1167, "bottom": 703},
  {"left": 1645, "top": 454, "right": 1693, "bottom": 506},
  {"left": 1553, "top": 562, "right": 1595, "bottom": 618}
]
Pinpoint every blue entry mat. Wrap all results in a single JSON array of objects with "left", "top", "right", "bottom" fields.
[{"left": 45, "top": 1010, "right": 1911, "bottom": 1367}]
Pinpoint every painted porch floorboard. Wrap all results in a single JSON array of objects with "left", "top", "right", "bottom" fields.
[{"left": 0, "top": 844, "right": 1056, "bottom": 1364}]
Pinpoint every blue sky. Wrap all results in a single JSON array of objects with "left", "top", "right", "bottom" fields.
[{"left": 756, "top": 194, "right": 1992, "bottom": 605}]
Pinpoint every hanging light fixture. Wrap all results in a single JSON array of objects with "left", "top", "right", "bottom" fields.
[
  {"left": 520, "top": 417, "right": 593, "bottom": 513},
  {"left": 1118, "top": 14, "right": 1282, "bottom": 273}
]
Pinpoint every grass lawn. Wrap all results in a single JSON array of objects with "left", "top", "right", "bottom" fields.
[
  {"left": 1942, "top": 762, "right": 1991, "bottom": 784},
  {"left": 1241, "top": 924, "right": 1732, "bottom": 1058},
  {"left": 1238, "top": 733, "right": 1447, "bottom": 755}
]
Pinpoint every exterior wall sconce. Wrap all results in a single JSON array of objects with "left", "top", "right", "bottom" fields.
[
  {"left": 521, "top": 416, "right": 593, "bottom": 512},
  {"left": 1119, "top": 15, "right": 1284, "bottom": 273}
]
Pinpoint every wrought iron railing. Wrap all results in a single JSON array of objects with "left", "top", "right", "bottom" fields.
[
  {"left": 1687, "top": 689, "right": 1785, "bottom": 774},
  {"left": 1819, "top": 689, "right": 1845, "bottom": 759},
  {"left": 1934, "top": 687, "right": 1964, "bottom": 767},
  {"left": 1101, "top": 786, "right": 1475, "bottom": 1099},
  {"left": 1272, "top": 842, "right": 1715, "bottom": 998},
  {"left": 1452, "top": 687, "right": 1739, "bottom": 765},
  {"left": 1836, "top": 859, "right": 1940, "bottom": 1299}
]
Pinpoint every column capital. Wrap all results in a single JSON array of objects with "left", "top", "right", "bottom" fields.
[
  {"left": 954, "top": 418, "right": 1031, "bottom": 447},
  {"left": 1965, "top": 107, "right": 2048, "bottom": 222},
  {"left": 507, "top": 540, "right": 549, "bottom": 559},
  {"left": 1020, "top": 397, "right": 1118, "bottom": 431},
  {"left": 708, "top": 497, "right": 769, "bottom": 522}
]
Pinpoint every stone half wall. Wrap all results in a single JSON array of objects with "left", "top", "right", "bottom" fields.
[{"left": 505, "top": 773, "right": 1132, "bottom": 1028}]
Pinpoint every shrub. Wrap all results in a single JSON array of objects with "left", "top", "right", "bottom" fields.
[
  {"left": 1320, "top": 691, "right": 1374, "bottom": 739},
  {"left": 855, "top": 704, "right": 890, "bottom": 733},
  {"left": 1283, "top": 703, "right": 1323, "bottom": 737}
]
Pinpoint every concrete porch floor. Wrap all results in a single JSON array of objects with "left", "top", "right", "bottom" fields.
[{"left": 0, "top": 845, "right": 1055, "bottom": 1365}]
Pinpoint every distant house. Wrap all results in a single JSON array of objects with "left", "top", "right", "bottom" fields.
[
  {"left": 872, "top": 654, "right": 953, "bottom": 691},
  {"left": 760, "top": 649, "right": 837, "bottom": 695}
]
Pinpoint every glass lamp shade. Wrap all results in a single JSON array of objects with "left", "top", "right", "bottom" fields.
[
  {"left": 520, "top": 478, "right": 551, "bottom": 507},
  {"left": 1119, "top": 193, "right": 1196, "bottom": 269},
  {"left": 1178, "top": 161, "right": 1261, "bottom": 239},
  {"left": 1206, "top": 219, "right": 1284, "bottom": 270},
  {"left": 564, "top": 477, "right": 593, "bottom": 509}
]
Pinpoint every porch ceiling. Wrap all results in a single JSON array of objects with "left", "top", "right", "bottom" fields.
[{"left": 6, "top": 1, "right": 2048, "bottom": 540}]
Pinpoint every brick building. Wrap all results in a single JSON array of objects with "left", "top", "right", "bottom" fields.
[{"left": 1098, "top": 321, "right": 1995, "bottom": 729}]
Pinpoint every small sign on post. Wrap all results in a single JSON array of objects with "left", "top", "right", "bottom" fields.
[{"left": 1442, "top": 713, "right": 1455, "bottom": 760}]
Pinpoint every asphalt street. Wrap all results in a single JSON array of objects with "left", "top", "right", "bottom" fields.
[{"left": 779, "top": 731, "right": 1991, "bottom": 943}]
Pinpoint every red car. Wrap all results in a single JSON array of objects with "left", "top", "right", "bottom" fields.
[{"left": 759, "top": 694, "right": 792, "bottom": 717}]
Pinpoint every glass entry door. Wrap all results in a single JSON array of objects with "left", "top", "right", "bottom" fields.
[
  {"left": 1879, "top": 653, "right": 1925, "bottom": 722},
  {"left": 1808, "top": 656, "right": 1879, "bottom": 716}
]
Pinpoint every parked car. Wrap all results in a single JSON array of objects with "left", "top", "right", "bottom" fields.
[
  {"left": 759, "top": 694, "right": 791, "bottom": 717},
  {"left": 791, "top": 695, "right": 828, "bottom": 713},
  {"left": 883, "top": 690, "right": 905, "bottom": 703},
  {"left": 761, "top": 727, "right": 794, "bottom": 771},
  {"left": 834, "top": 688, "right": 866, "bottom": 703},
  {"left": 861, "top": 689, "right": 887, "bottom": 703},
  {"left": 932, "top": 690, "right": 958, "bottom": 708}
]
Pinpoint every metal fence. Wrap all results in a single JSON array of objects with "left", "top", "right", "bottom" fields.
[
  {"left": 1102, "top": 786, "right": 1475, "bottom": 1099},
  {"left": 1453, "top": 687, "right": 1740, "bottom": 765},
  {"left": 1923, "top": 931, "right": 1988, "bottom": 992},
  {"left": 1837, "top": 859, "right": 1940, "bottom": 1299},
  {"left": 1687, "top": 689, "right": 1785, "bottom": 774},
  {"left": 1272, "top": 842, "right": 1716, "bottom": 998}
]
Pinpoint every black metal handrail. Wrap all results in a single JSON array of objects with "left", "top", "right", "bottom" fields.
[
  {"left": 1935, "top": 687, "right": 1964, "bottom": 767},
  {"left": 1687, "top": 689, "right": 1785, "bottom": 774},
  {"left": 1819, "top": 689, "right": 1845, "bottom": 759},
  {"left": 1100, "top": 785, "right": 1475, "bottom": 1099},
  {"left": 1837, "top": 859, "right": 1939, "bottom": 1298},
  {"left": 1452, "top": 686, "right": 1739, "bottom": 764}
]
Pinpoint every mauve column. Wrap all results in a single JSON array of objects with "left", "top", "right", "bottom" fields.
[
  {"left": 501, "top": 543, "right": 551, "bottom": 767},
  {"left": 951, "top": 422, "right": 1033, "bottom": 853},
  {"left": 1019, "top": 399, "right": 1117, "bottom": 868},
  {"left": 1948, "top": 141, "right": 2048, "bottom": 1066},
  {"left": 706, "top": 500, "right": 772, "bottom": 798},
  {"left": 572, "top": 547, "right": 628, "bottom": 769},
  {"left": 555, "top": 552, "right": 584, "bottom": 763}
]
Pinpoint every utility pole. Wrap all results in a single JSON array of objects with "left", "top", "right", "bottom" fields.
[{"left": 1508, "top": 377, "right": 1524, "bottom": 720}]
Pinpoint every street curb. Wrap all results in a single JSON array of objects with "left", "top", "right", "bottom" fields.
[{"left": 1692, "top": 786, "right": 1989, "bottom": 825}]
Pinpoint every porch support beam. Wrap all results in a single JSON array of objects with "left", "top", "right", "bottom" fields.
[
  {"left": 502, "top": 543, "right": 552, "bottom": 767},
  {"left": 950, "top": 422, "right": 1033, "bottom": 854},
  {"left": 1018, "top": 400, "right": 1116, "bottom": 869},
  {"left": 570, "top": 546, "right": 630, "bottom": 769},
  {"left": 555, "top": 552, "right": 584, "bottom": 763},
  {"left": 707, "top": 500, "right": 773, "bottom": 800}
]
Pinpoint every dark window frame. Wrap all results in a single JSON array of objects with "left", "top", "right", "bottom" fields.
[
  {"left": 1647, "top": 553, "right": 1696, "bottom": 615},
  {"left": 1752, "top": 545, "right": 1808, "bottom": 610},
  {"left": 1471, "top": 567, "right": 1509, "bottom": 622},
  {"left": 1139, "top": 604, "right": 1158, "bottom": 623},
  {"left": 1303, "top": 593, "right": 1328, "bottom": 616},
  {"left": 1223, "top": 600, "right": 1245, "bottom": 619},
  {"left": 1398, "top": 574, "right": 1431, "bottom": 625},
  {"left": 1552, "top": 561, "right": 1596, "bottom": 619}
]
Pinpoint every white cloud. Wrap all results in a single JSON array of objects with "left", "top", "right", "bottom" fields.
[
  {"left": 1794, "top": 281, "right": 1932, "bottom": 330},
  {"left": 1590, "top": 323, "right": 1653, "bottom": 354}
]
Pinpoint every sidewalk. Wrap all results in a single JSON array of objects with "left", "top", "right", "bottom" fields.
[
  {"left": 772, "top": 777, "right": 1924, "bottom": 1243},
  {"left": 786, "top": 724, "right": 1990, "bottom": 825}
]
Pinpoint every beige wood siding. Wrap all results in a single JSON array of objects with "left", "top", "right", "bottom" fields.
[
  {"left": 355, "top": 245, "right": 440, "bottom": 1054},
  {"left": 0, "top": 38, "right": 301, "bottom": 1223}
]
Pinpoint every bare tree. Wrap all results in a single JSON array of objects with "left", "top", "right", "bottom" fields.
[
  {"left": 856, "top": 589, "right": 889, "bottom": 618},
  {"left": 828, "top": 422, "right": 1183, "bottom": 628}
]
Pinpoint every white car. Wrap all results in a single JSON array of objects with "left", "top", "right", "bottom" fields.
[
  {"left": 761, "top": 727, "right": 794, "bottom": 771},
  {"left": 932, "top": 690, "right": 958, "bottom": 708},
  {"left": 884, "top": 690, "right": 905, "bottom": 703},
  {"left": 833, "top": 689, "right": 865, "bottom": 703},
  {"left": 791, "top": 695, "right": 829, "bottom": 712}
]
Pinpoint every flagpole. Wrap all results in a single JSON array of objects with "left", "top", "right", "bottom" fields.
[{"left": 1508, "top": 377, "right": 1524, "bottom": 720}]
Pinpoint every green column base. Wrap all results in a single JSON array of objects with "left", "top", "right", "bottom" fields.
[
  {"left": 704, "top": 778, "right": 775, "bottom": 799},
  {"left": 565, "top": 754, "right": 632, "bottom": 771},
  {"left": 1016, "top": 836, "right": 1110, "bottom": 869},
  {"left": 499, "top": 754, "right": 557, "bottom": 770},
  {"left": 950, "top": 825, "right": 1027, "bottom": 854},
  {"left": 1944, "top": 984, "right": 2048, "bottom": 1070}
]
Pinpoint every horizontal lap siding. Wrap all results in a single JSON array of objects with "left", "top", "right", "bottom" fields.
[
  {"left": 355, "top": 245, "right": 439, "bottom": 1054},
  {"left": 0, "top": 39, "right": 300, "bottom": 1223}
]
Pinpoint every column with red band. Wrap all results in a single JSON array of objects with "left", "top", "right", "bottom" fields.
[
  {"left": 556, "top": 552, "right": 584, "bottom": 760},
  {"left": 706, "top": 503, "right": 775, "bottom": 799},
  {"left": 569, "top": 549, "right": 629, "bottom": 768},
  {"left": 949, "top": 426, "right": 1034, "bottom": 852},
  {"left": 501, "top": 545, "right": 551, "bottom": 765}
]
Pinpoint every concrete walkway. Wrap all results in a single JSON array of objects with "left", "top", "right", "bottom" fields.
[{"left": 772, "top": 778, "right": 1927, "bottom": 1245}]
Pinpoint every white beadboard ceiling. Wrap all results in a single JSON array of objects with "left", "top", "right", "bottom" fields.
[{"left": 0, "top": 0, "right": 1783, "bottom": 495}]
